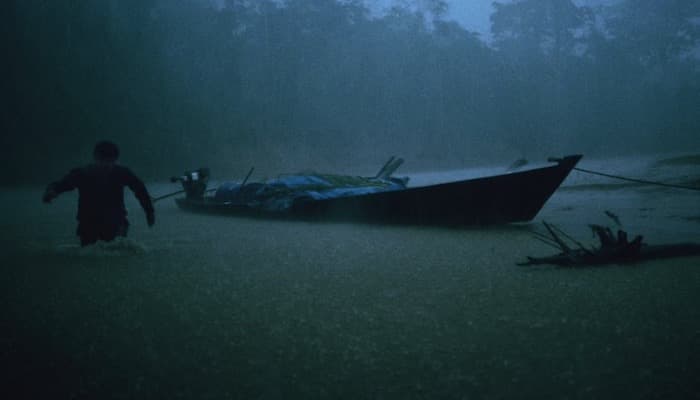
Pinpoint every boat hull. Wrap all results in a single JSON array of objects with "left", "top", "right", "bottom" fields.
[{"left": 175, "top": 155, "right": 582, "bottom": 226}]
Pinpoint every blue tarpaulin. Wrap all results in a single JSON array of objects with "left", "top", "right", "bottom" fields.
[{"left": 213, "top": 174, "right": 405, "bottom": 210}]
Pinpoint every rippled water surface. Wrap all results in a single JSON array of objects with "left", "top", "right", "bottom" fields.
[{"left": 2, "top": 155, "right": 699, "bottom": 399}]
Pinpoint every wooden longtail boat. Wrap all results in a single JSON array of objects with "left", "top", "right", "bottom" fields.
[{"left": 171, "top": 155, "right": 582, "bottom": 225}]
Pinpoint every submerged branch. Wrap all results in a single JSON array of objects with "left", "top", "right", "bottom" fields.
[{"left": 518, "top": 220, "right": 700, "bottom": 267}]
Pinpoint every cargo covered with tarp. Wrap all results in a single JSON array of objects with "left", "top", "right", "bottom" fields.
[{"left": 214, "top": 173, "right": 407, "bottom": 211}]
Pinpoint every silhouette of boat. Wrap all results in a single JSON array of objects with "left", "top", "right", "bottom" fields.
[{"left": 171, "top": 155, "right": 582, "bottom": 225}]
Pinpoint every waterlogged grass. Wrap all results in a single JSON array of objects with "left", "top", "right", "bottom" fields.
[{"left": 2, "top": 186, "right": 700, "bottom": 399}]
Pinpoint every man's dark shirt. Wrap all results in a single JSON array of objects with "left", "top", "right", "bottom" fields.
[{"left": 48, "top": 164, "right": 154, "bottom": 226}]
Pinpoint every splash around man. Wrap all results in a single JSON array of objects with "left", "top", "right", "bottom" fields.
[{"left": 43, "top": 141, "right": 155, "bottom": 246}]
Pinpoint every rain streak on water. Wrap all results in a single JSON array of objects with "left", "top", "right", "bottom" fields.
[{"left": 2, "top": 154, "right": 699, "bottom": 399}]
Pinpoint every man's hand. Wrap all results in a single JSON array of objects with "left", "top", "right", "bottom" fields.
[
  {"left": 42, "top": 188, "right": 57, "bottom": 203},
  {"left": 147, "top": 211, "right": 155, "bottom": 227}
]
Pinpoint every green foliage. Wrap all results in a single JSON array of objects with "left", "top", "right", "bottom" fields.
[
  {"left": 5, "top": 0, "right": 700, "bottom": 184},
  {"left": 491, "top": 0, "right": 590, "bottom": 60},
  {"left": 606, "top": 0, "right": 700, "bottom": 67}
]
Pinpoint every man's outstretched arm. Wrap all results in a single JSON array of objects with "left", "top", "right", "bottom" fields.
[
  {"left": 43, "top": 169, "right": 81, "bottom": 203},
  {"left": 125, "top": 169, "right": 155, "bottom": 226}
]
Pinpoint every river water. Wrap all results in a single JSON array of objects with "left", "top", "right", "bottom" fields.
[{"left": 2, "top": 154, "right": 699, "bottom": 399}]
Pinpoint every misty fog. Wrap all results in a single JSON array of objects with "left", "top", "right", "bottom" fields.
[
  {"left": 4, "top": 2, "right": 700, "bottom": 399},
  {"left": 6, "top": 0, "right": 699, "bottom": 184}
]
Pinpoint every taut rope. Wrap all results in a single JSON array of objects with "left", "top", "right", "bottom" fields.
[{"left": 572, "top": 167, "right": 700, "bottom": 192}]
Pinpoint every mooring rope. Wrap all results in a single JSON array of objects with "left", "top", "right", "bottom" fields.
[
  {"left": 573, "top": 167, "right": 700, "bottom": 192},
  {"left": 151, "top": 188, "right": 217, "bottom": 203}
]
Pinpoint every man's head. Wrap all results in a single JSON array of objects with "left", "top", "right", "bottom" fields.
[{"left": 94, "top": 141, "right": 120, "bottom": 164}]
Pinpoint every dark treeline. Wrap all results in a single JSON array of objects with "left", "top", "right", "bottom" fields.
[{"left": 5, "top": 0, "right": 700, "bottom": 184}]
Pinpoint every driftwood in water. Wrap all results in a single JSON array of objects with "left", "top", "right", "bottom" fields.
[{"left": 518, "top": 221, "right": 700, "bottom": 267}]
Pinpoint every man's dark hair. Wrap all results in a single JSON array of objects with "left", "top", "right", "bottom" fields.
[{"left": 94, "top": 141, "right": 120, "bottom": 161}]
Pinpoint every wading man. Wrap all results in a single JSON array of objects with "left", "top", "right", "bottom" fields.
[{"left": 43, "top": 141, "right": 155, "bottom": 246}]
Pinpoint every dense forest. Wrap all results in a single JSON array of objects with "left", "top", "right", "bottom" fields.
[{"left": 5, "top": 0, "right": 700, "bottom": 184}]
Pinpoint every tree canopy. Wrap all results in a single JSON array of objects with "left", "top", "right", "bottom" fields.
[{"left": 5, "top": 0, "right": 699, "bottom": 183}]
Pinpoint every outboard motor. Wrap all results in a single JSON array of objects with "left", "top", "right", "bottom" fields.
[{"left": 171, "top": 168, "right": 210, "bottom": 199}]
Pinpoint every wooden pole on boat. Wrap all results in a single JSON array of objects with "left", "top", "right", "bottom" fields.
[
  {"left": 375, "top": 156, "right": 396, "bottom": 179},
  {"left": 241, "top": 167, "right": 254, "bottom": 187}
]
